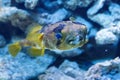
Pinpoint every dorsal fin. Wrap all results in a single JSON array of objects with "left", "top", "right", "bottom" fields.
[{"left": 26, "top": 23, "right": 42, "bottom": 35}]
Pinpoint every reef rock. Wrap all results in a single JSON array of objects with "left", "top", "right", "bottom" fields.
[
  {"left": 0, "top": 34, "right": 6, "bottom": 47},
  {"left": 87, "top": 2, "right": 120, "bottom": 28},
  {"left": 60, "top": 0, "right": 93, "bottom": 10},
  {"left": 34, "top": 8, "right": 69, "bottom": 25},
  {"left": 0, "top": 51, "right": 56, "bottom": 80},
  {"left": 87, "top": 0, "right": 113, "bottom": 28},
  {"left": 109, "top": 3, "right": 120, "bottom": 21},
  {"left": 95, "top": 24, "right": 120, "bottom": 45},
  {"left": 41, "top": 0, "right": 60, "bottom": 10},
  {"left": 39, "top": 67, "right": 75, "bottom": 80},
  {"left": 15, "top": 0, "right": 39, "bottom": 9},
  {"left": 85, "top": 57, "right": 120, "bottom": 80},
  {"left": 25, "top": 0, "right": 39, "bottom": 9},
  {"left": 59, "top": 60, "right": 85, "bottom": 80},
  {"left": 15, "top": 0, "right": 24, "bottom": 3},
  {"left": 39, "top": 60, "right": 85, "bottom": 80},
  {"left": 0, "top": 7, "right": 33, "bottom": 30},
  {"left": 0, "top": 0, "right": 11, "bottom": 7},
  {"left": 87, "top": 0, "right": 106, "bottom": 16}
]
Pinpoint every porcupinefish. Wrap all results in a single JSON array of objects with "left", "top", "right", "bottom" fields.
[{"left": 8, "top": 21, "right": 88, "bottom": 57}]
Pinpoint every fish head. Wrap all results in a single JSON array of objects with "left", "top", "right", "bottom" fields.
[{"left": 56, "top": 22, "right": 88, "bottom": 50}]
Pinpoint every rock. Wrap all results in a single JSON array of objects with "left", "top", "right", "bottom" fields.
[
  {"left": 95, "top": 25, "right": 120, "bottom": 45},
  {"left": 35, "top": 8, "right": 69, "bottom": 25},
  {"left": 109, "top": 3, "right": 120, "bottom": 21},
  {"left": 60, "top": 0, "right": 93, "bottom": 10},
  {"left": 87, "top": 0, "right": 112, "bottom": 28},
  {"left": 47, "top": 8, "right": 69, "bottom": 23},
  {"left": 88, "top": 13, "right": 114, "bottom": 28},
  {"left": 59, "top": 60, "right": 85, "bottom": 80},
  {"left": 63, "top": 0, "right": 79, "bottom": 10},
  {"left": 75, "top": 16, "right": 93, "bottom": 31},
  {"left": 39, "top": 67, "right": 75, "bottom": 80},
  {"left": 0, "top": 0, "right": 11, "bottom": 7},
  {"left": 38, "top": 60, "right": 86, "bottom": 80},
  {"left": 95, "top": 29, "right": 118, "bottom": 45},
  {"left": 25, "top": 0, "right": 39, "bottom": 10},
  {"left": 87, "top": 2, "right": 120, "bottom": 28},
  {"left": 0, "top": 34, "right": 6, "bottom": 47},
  {"left": 59, "top": 60, "right": 80, "bottom": 70},
  {"left": 0, "top": 7, "right": 33, "bottom": 30},
  {"left": 85, "top": 57, "right": 120, "bottom": 80},
  {"left": 0, "top": 52, "right": 56, "bottom": 80},
  {"left": 0, "top": 46, "right": 8, "bottom": 56},
  {"left": 15, "top": 0, "right": 24, "bottom": 3},
  {"left": 41, "top": 0, "right": 60, "bottom": 10},
  {"left": 87, "top": 0, "right": 106, "bottom": 16},
  {"left": 15, "top": 0, "right": 39, "bottom": 9}
]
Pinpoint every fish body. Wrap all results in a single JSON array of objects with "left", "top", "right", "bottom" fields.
[
  {"left": 41, "top": 21, "right": 87, "bottom": 50},
  {"left": 8, "top": 21, "right": 87, "bottom": 57}
]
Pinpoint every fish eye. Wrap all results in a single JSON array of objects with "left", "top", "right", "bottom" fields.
[{"left": 67, "top": 39, "right": 74, "bottom": 45}]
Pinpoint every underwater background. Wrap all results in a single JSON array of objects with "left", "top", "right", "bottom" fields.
[{"left": 0, "top": 0, "right": 120, "bottom": 80}]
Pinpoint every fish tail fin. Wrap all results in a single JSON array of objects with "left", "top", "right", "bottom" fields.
[
  {"left": 8, "top": 42, "right": 22, "bottom": 57},
  {"left": 28, "top": 46, "right": 45, "bottom": 57}
]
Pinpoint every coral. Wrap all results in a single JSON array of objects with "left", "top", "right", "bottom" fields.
[
  {"left": 85, "top": 57, "right": 120, "bottom": 80},
  {"left": 77, "top": 0, "right": 93, "bottom": 7},
  {"left": 87, "top": 0, "right": 113, "bottom": 28},
  {"left": 25, "top": 0, "right": 39, "bottom": 9},
  {"left": 60, "top": 0, "right": 93, "bottom": 10},
  {"left": 89, "top": 13, "right": 114, "bottom": 28},
  {"left": 0, "top": 0, "right": 11, "bottom": 7},
  {"left": 59, "top": 60, "right": 85, "bottom": 80},
  {"left": 87, "top": 0, "right": 106, "bottom": 16},
  {"left": 109, "top": 3, "right": 120, "bottom": 20},
  {"left": 87, "top": 2, "right": 120, "bottom": 28},
  {"left": 33, "top": 8, "right": 69, "bottom": 25},
  {"left": 39, "top": 67, "right": 75, "bottom": 80},
  {"left": 0, "top": 51, "right": 56, "bottom": 80},
  {"left": 74, "top": 16, "right": 93, "bottom": 31},
  {"left": 41, "top": 0, "right": 60, "bottom": 10},
  {"left": 0, "top": 34, "right": 6, "bottom": 47},
  {"left": 39, "top": 60, "right": 85, "bottom": 80},
  {"left": 0, "top": 7, "right": 33, "bottom": 30},
  {"left": 15, "top": 0, "right": 39, "bottom": 9},
  {"left": 63, "top": 0, "right": 79, "bottom": 10},
  {"left": 95, "top": 23, "right": 120, "bottom": 45},
  {"left": 15, "top": 0, "right": 24, "bottom": 3},
  {"left": 47, "top": 8, "right": 69, "bottom": 23}
]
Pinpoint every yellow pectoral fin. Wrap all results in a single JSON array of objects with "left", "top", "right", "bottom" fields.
[
  {"left": 8, "top": 42, "right": 21, "bottom": 57},
  {"left": 41, "top": 44, "right": 45, "bottom": 56},
  {"left": 38, "top": 33, "right": 44, "bottom": 43},
  {"left": 28, "top": 46, "right": 45, "bottom": 57}
]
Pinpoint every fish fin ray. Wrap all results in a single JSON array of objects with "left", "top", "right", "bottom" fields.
[
  {"left": 8, "top": 42, "right": 21, "bottom": 57},
  {"left": 28, "top": 46, "right": 45, "bottom": 57}
]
